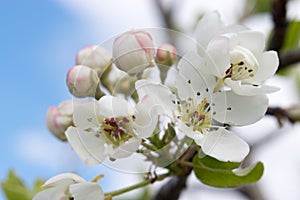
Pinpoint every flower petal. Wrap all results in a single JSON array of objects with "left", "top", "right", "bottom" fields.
[
  {"left": 235, "top": 31, "right": 265, "bottom": 55},
  {"left": 177, "top": 51, "right": 216, "bottom": 100},
  {"left": 225, "top": 79, "right": 280, "bottom": 96},
  {"left": 245, "top": 51, "right": 279, "bottom": 84},
  {"left": 110, "top": 138, "right": 141, "bottom": 159},
  {"left": 201, "top": 128, "right": 249, "bottom": 162},
  {"left": 32, "top": 187, "right": 65, "bottom": 200},
  {"left": 213, "top": 91, "right": 268, "bottom": 125},
  {"left": 135, "top": 80, "right": 176, "bottom": 118},
  {"left": 134, "top": 95, "right": 159, "bottom": 138},
  {"left": 43, "top": 173, "right": 85, "bottom": 187},
  {"left": 195, "top": 11, "right": 224, "bottom": 56},
  {"left": 178, "top": 120, "right": 204, "bottom": 144},
  {"left": 98, "top": 96, "right": 135, "bottom": 118},
  {"left": 69, "top": 182, "right": 104, "bottom": 200},
  {"left": 205, "top": 35, "right": 231, "bottom": 77},
  {"left": 66, "top": 127, "right": 106, "bottom": 165},
  {"left": 73, "top": 101, "right": 101, "bottom": 129}
]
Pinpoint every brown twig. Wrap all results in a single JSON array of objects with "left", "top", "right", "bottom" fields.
[
  {"left": 279, "top": 48, "right": 300, "bottom": 69},
  {"left": 268, "top": 0, "right": 288, "bottom": 52},
  {"left": 266, "top": 107, "right": 295, "bottom": 126},
  {"left": 153, "top": 147, "right": 198, "bottom": 200}
]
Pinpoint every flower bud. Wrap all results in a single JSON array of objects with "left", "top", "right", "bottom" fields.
[
  {"left": 113, "top": 30, "right": 155, "bottom": 75},
  {"left": 155, "top": 43, "right": 177, "bottom": 67},
  {"left": 46, "top": 100, "right": 74, "bottom": 141},
  {"left": 76, "top": 45, "right": 112, "bottom": 76},
  {"left": 66, "top": 65, "right": 101, "bottom": 98},
  {"left": 155, "top": 44, "right": 177, "bottom": 83}
]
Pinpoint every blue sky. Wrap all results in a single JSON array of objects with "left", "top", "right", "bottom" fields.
[
  {"left": 0, "top": 0, "right": 106, "bottom": 199},
  {"left": 2, "top": 0, "right": 300, "bottom": 199}
]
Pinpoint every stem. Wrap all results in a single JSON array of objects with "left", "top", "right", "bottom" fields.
[
  {"left": 213, "top": 78, "right": 225, "bottom": 92},
  {"left": 141, "top": 141, "right": 158, "bottom": 151},
  {"left": 104, "top": 173, "right": 171, "bottom": 197}
]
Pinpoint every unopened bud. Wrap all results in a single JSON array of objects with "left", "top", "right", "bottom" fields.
[
  {"left": 66, "top": 65, "right": 102, "bottom": 98},
  {"left": 46, "top": 100, "right": 74, "bottom": 141},
  {"left": 155, "top": 44, "right": 177, "bottom": 83},
  {"left": 76, "top": 45, "right": 112, "bottom": 76},
  {"left": 155, "top": 43, "right": 177, "bottom": 66},
  {"left": 113, "top": 30, "right": 155, "bottom": 75}
]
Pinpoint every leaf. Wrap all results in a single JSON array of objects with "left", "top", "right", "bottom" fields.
[
  {"left": 1, "top": 170, "right": 31, "bottom": 200},
  {"left": 282, "top": 21, "right": 300, "bottom": 51},
  {"left": 193, "top": 153, "right": 264, "bottom": 188},
  {"left": 247, "top": 0, "right": 271, "bottom": 13},
  {"left": 198, "top": 152, "right": 241, "bottom": 170},
  {"left": 1, "top": 170, "right": 46, "bottom": 200}
]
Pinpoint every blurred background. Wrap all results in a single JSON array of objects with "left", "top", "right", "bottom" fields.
[{"left": 1, "top": 0, "right": 300, "bottom": 199}]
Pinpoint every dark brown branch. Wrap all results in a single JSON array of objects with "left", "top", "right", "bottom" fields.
[
  {"left": 153, "top": 147, "right": 198, "bottom": 200},
  {"left": 268, "top": 0, "right": 288, "bottom": 51},
  {"left": 154, "top": 0, "right": 174, "bottom": 29},
  {"left": 279, "top": 48, "right": 300, "bottom": 69},
  {"left": 266, "top": 107, "right": 295, "bottom": 126}
]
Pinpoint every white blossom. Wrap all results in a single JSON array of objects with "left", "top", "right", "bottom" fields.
[
  {"left": 32, "top": 173, "right": 104, "bottom": 200},
  {"left": 195, "top": 11, "right": 279, "bottom": 96},
  {"left": 66, "top": 94, "right": 160, "bottom": 165},
  {"left": 136, "top": 52, "right": 270, "bottom": 162}
]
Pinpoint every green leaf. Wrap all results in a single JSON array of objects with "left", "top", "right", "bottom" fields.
[
  {"left": 198, "top": 152, "right": 241, "bottom": 170},
  {"left": 247, "top": 0, "right": 271, "bottom": 13},
  {"left": 193, "top": 153, "right": 264, "bottom": 188},
  {"left": 1, "top": 170, "right": 31, "bottom": 200},
  {"left": 282, "top": 21, "right": 300, "bottom": 51},
  {"left": 1, "top": 170, "right": 45, "bottom": 200}
]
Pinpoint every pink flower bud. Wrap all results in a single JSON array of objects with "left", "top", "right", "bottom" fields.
[
  {"left": 66, "top": 65, "right": 100, "bottom": 98},
  {"left": 76, "top": 45, "right": 112, "bottom": 75},
  {"left": 46, "top": 100, "right": 74, "bottom": 141},
  {"left": 155, "top": 44, "right": 177, "bottom": 66},
  {"left": 113, "top": 30, "right": 155, "bottom": 75}
]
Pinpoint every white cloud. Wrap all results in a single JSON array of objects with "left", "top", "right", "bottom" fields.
[{"left": 13, "top": 128, "right": 81, "bottom": 171}]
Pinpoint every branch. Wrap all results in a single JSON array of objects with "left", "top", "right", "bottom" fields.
[
  {"left": 268, "top": 0, "right": 288, "bottom": 52},
  {"left": 266, "top": 107, "right": 296, "bottom": 126},
  {"left": 153, "top": 147, "right": 198, "bottom": 200},
  {"left": 279, "top": 48, "right": 300, "bottom": 69}
]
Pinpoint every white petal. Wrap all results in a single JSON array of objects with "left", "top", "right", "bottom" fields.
[
  {"left": 245, "top": 51, "right": 279, "bottom": 84},
  {"left": 225, "top": 79, "right": 280, "bottom": 96},
  {"left": 177, "top": 120, "right": 204, "bottom": 144},
  {"left": 110, "top": 138, "right": 141, "bottom": 159},
  {"left": 134, "top": 95, "right": 159, "bottom": 138},
  {"left": 213, "top": 91, "right": 268, "bottom": 126},
  {"left": 201, "top": 128, "right": 249, "bottom": 162},
  {"left": 66, "top": 127, "right": 106, "bottom": 165},
  {"left": 73, "top": 101, "right": 101, "bottom": 129},
  {"left": 205, "top": 35, "right": 231, "bottom": 77},
  {"left": 177, "top": 51, "right": 216, "bottom": 99},
  {"left": 195, "top": 11, "right": 224, "bottom": 56},
  {"left": 224, "top": 24, "right": 248, "bottom": 33},
  {"left": 70, "top": 182, "right": 104, "bottom": 200},
  {"left": 43, "top": 173, "right": 85, "bottom": 187},
  {"left": 98, "top": 96, "right": 135, "bottom": 118},
  {"left": 32, "top": 188, "right": 65, "bottom": 200},
  {"left": 135, "top": 80, "right": 176, "bottom": 118},
  {"left": 235, "top": 31, "right": 265, "bottom": 55}
]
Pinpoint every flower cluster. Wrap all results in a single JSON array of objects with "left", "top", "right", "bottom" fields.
[{"left": 38, "top": 11, "right": 279, "bottom": 199}]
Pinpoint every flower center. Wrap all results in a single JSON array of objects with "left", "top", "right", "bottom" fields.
[
  {"left": 101, "top": 117, "right": 133, "bottom": 147},
  {"left": 225, "top": 46, "right": 258, "bottom": 81},
  {"left": 178, "top": 97, "right": 211, "bottom": 133}
]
